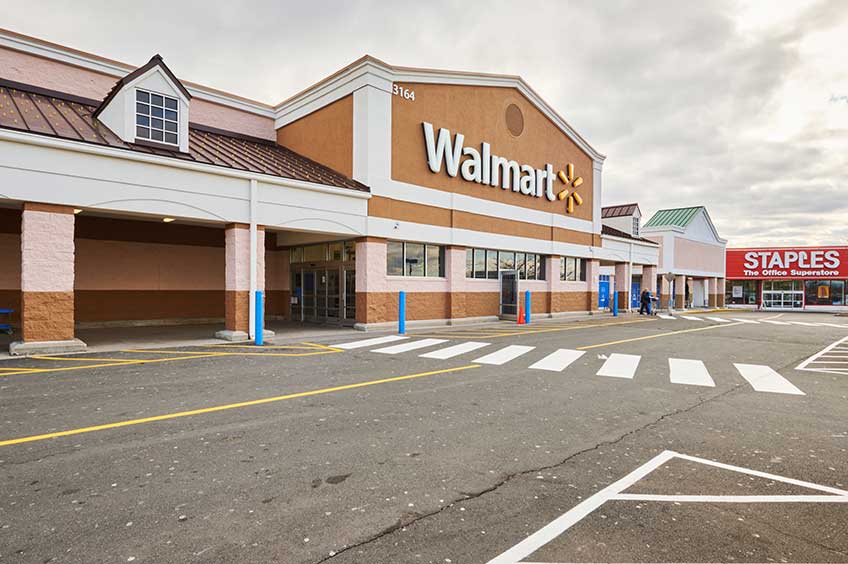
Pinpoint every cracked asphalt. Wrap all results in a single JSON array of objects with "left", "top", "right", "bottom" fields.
[{"left": 1, "top": 311, "right": 847, "bottom": 563}]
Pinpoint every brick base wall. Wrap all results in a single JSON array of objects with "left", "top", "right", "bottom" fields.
[
  {"left": 225, "top": 290, "right": 250, "bottom": 332},
  {"left": 22, "top": 291, "right": 74, "bottom": 341}
]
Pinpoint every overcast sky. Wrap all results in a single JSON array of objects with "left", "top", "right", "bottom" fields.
[{"left": 3, "top": 0, "right": 847, "bottom": 247}]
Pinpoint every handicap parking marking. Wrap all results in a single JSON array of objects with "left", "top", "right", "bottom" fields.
[
  {"left": 669, "top": 358, "right": 715, "bottom": 387},
  {"left": 528, "top": 349, "right": 585, "bottom": 372},
  {"left": 420, "top": 341, "right": 490, "bottom": 359},
  {"left": 596, "top": 353, "right": 640, "bottom": 379},
  {"left": 486, "top": 450, "right": 848, "bottom": 564},
  {"left": 473, "top": 345, "right": 535, "bottom": 365}
]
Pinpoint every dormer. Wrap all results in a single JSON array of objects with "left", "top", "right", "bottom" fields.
[
  {"left": 601, "top": 203, "right": 642, "bottom": 237},
  {"left": 93, "top": 54, "right": 191, "bottom": 152}
]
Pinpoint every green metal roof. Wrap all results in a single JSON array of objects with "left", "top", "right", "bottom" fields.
[{"left": 644, "top": 206, "right": 703, "bottom": 229}]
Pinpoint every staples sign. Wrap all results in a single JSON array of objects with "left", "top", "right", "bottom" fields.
[{"left": 726, "top": 247, "right": 848, "bottom": 279}]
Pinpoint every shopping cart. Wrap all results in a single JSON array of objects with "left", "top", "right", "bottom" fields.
[{"left": 0, "top": 308, "right": 13, "bottom": 335}]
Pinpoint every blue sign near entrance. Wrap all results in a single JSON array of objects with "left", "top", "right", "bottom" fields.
[{"left": 599, "top": 275, "right": 610, "bottom": 308}]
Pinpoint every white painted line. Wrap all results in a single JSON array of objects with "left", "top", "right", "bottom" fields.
[
  {"left": 419, "top": 341, "right": 490, "bottom": 359},
  {"left": 331, "top": 335, "right": 408, "bottom": 349},
  {"left": 486, "top": 449, "right": 848, "bottom": 564},
  {"left": 730, "top": 318, "right": 760, "bottom": 324},
  {"left": 762, "top": 320, "right": 791, "bottom": 325},
  {"left": 372, "top": 338, "right": 448, "bottom": 354},
  {"left": 597, "top": 353, "right": 640, "bottom": 379},
  {"left": 734, "top": 363, "right": 804, "bottom": 395},
  {"left": 485, "top": 450, "right": 678, "bottom": 564},
  {"left": 818, "top": 323, "right": 848, "bottom": 328},
  {"left": 473, "top": 345, "right": 535, "bottom": 365},
  {"left": 529, "top": 349, "right": 585, "bottom": 372},
  {"left": 671, "top": 452, "right": 848, "bottom": 496},
  {"left": 705, "top": 317, "right": 732, "bottom": 323},
  {"left": 680, "top": 315, "right": 704, "bottom": 321},
  {"left": 657, "top": 314, "right": 676, "bottom": 320},
  {"left": 796, "top": 335, "right": 848, "bottom": 372},
  {"left": 612, "top": 493, "right": 848, "bottom": 503},
  {"left": 789, "top": 321, "right": 822, "bottom": 327},
  {"left": 669, "top": 358, "right": 715, "bottom": 387}
]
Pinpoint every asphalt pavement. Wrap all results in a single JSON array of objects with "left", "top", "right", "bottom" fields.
[{"left": 1, "top": 310, "right": 846, "bottom": 563}]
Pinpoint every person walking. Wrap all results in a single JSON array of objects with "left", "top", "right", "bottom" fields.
[{"left": 639, "top": 289, "right": 650, "bottom": 315}]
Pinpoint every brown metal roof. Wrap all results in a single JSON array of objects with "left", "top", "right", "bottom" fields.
[
  {"left": 601, "top": 203, "right": 639, "bottom": 218},
  {"left": 601, "top": 224, "right": 658, "bottom": 245},
  {"left": 0, "top": 79, "right": 368, "bottom": 193}
]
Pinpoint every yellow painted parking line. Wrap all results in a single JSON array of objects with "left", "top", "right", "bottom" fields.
[
  {"left": 0, "top": 364, "right": 480, "bottom": 447},
  {"left": 0, "top": 367, "right": 43, "bottom": 372},
  {"left": 0, "top": 352, "right": 228, "bottom": 378},
  {"left": 122, "top": 349, "right": 229, "bottom": 355},
  {"left": 577, "top": 321, "right": 745, "bottom": 350},
  {"left": 29, "top": 355, "right": 140, "bottom": 362}
]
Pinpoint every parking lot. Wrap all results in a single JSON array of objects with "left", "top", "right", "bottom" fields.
[{"left": 1, "top": 310, "right": 847, "bottom": 563}]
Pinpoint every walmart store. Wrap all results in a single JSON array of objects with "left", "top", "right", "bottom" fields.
[{"left": 0, "top": 28, "right": 676, "bottom": 354}]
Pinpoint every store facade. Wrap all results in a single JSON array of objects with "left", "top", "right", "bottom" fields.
[
  {"left": 725, "top": 247, "right": 848, "bottom": 311},
  {"left": 0, "top": 28, "right": 644, "bottom": 352}
]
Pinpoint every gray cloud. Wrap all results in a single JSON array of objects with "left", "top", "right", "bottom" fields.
[{"left": 2, "top": 0, "right": 847, "bottom": 246}]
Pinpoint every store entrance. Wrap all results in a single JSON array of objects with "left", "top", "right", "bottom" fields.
[
  {"left": 761, "top": 280, "right": 804, "bottom": 310},
  {"left": 762, "top": 291, "right": 803, "bottom": 310},
  {"left": 292, "top": 267, "right": 355, "bottom": 325}
]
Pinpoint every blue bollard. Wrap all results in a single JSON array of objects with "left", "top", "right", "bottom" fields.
[
  {"left": 255, "top": 290, "right": 264, "bottom": 345},
  {"left": 398, "top": 291, "right": 406, "bottom": 335},
  {"left": 613, "top": 290, "right": 619, "bottom": 317},
  {"left": 524, "top": 290, "right": 531, "bottom": 325}
]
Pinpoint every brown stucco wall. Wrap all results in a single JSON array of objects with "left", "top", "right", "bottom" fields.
[
  {"left": 75, "top": 291, "right": 223, "bottom": 322},
  {"left": 391, "top": 83, "right": 594, "bottom": 221},
  {"left": 276, "top": 95, "right": 354, "bottom": 178},
  {"left": 22, "top": 291, "right": 74, "bottom": 341}
]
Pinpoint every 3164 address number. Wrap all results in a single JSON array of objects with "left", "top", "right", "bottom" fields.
[{"left": 392, "top": 84, "right": 415, "bottom": 101}]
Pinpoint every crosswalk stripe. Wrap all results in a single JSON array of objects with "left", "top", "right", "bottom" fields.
[
  {"left": 789, "top": 321, "right": 821, "bottom": 327},
  {"left": 373, "top": 339, "right": 448, "bottom": 354},
  {"left": 762, "top": 320, "right": 790, "bottom": 325},
  {"left": 731, "top": 318, "right": 759, "bottom": 324},
  {"left": 331, "top": 335, "right": 408, "bottom": 349},
  {"left": 419, "top": 341, "right": 490, "bottom": 359},
  {"left": 705, "top": 317, "right": 732, "bottom": 323},
  {"left": 529, "top": 349, "right": 585, "bottom": 372},
  {"left": 669, "top": 358, "right": 715, "bottom": 387},
  {"left": 734, "top": 363, "right": 805, "bottom": 395},
  {"left": 597, "top": 353, "right": 641, "bottom": 379},
  {"left": 680, "top": 315, "right": 704, "bottom": 321},
  {"left": 473, "top": 345, "right": 535, "bottom": 365},
  {"left": 658, "top": 314, "right": 676, "bottom": 320}
]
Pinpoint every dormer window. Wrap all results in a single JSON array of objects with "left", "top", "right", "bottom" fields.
[{"left": 136, "top": 89, "right": 179, "bottom": 145}]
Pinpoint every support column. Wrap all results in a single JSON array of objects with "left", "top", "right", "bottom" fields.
[
  {"left": 446, "top": 246, "right": 467, "bottom": 322},
  {"left": 643, "top": 265, "right": 658, "bottom": 295},
  {"left": 708, "top": 277, "right": 718, "bottom": 307},
  {"left": 217, "top": 223, "right": 267, "bottom": 341},
  {"left": 354, "top": 237, "right": 387, "bottom": 327},
  {"left": 585, "top": 259, "right": 600, "bottom": 311},
  {"left": 675, "top": 274, "right": 687, "bottom": 309},
  {"left": 717, "top": 277, "right": 726, "bottom": 307},
  {"left": 12, "top": 203, "right": 85, "bottom": 355},
  {"left": 614, "top": 262, "right": 629, "bottom": 311}
]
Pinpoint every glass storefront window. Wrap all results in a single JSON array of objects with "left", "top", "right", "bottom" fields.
[
  {"left": 725, "top": 280, "right": 758, "bottom": 305},
  {"left": 425, "top": 245, "right": 443, "bottom": 277},
  {"left": 290, "top": 246, "right": 302, "bottom": 263},
  {"left": 387, "top": 241, "right": 403, "bottom": 276},
  {"left": 466, "top": 249, "right": 474, "bottom": 278},
  {"left": 526, "top": 255, "right": 536, "bottom": 280},
  {"left": 344, "top": 241, "right": 356, "bottom": 262},
  {"left": 486, "top": 250, "right": 498, "bottom": 279},
  {"left": 516, "top": 253, "right": 526, "bottom": 280},
  {"left": 474, "top": 249, "right": 486, "bottom": 278},
  {"left": 329, "top": 242, "right": 343, "bottom": 262},
  {"left": 499, "top": 251, "right": 515, "bottom": 271},
  {"left": 805, "top": 280, "right": 846, "bottom": 306},
  {"left": 303, "top": 244, "right": 326, "bottom": 262},
  {"left": 404, "top": 243, "right": 425, "bottom": 277}
]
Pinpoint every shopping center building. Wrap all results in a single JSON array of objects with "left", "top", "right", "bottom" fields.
[
  {"left": 1, "top": 28, "right": 675, "bottom": 353},
  {"left": 726, "top": 247, "right": 848, "bottom": 311}
]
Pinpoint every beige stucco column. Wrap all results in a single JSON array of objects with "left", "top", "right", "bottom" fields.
[
  {"left": 674, "top": 274, "right": 687, "bottom": 309},
  {"left": 446, "top": 246, "right": 467, "bottom": 322},
  {"left": 585, "top": 259, "right": 600, "bottom": 311},
  {"left": 12, "top": 203, "right": 86, "bottom": 355},
  {"left": 614, "top": 262, "right": 629, "bottom": 311},
  {"left": 708, "top": 277, "right": 719, "bottom": 307},
  {"left": 642, "top": 265, "right": 658, "bottom": 295},
  {"left": 354, "top": 237, "right": 387, "bottom": 325},
  {"left": 217, "top": 223, "right": 265, "bottom": 340}
]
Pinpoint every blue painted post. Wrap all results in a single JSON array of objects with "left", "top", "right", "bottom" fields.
[
  {"left": 613, "top": 290, "right": 619, "bottom": 317},
  {"left": 255, "top": 290, "right": 264, "bottom": 345},
  {"left": 524, "top": 290, "right": 531, "bottom": 325},
  {"left": 398, "top": 291, "right": 406, "bottom": 335}
]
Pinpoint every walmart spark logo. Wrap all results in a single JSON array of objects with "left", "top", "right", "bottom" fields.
[{"left": 556, "top": 163, "right": 583, "bottom": 214}]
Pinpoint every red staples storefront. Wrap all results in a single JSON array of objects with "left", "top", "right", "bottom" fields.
[{"left": 725, "top": 247, "right": 848, "bottom": 311}]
